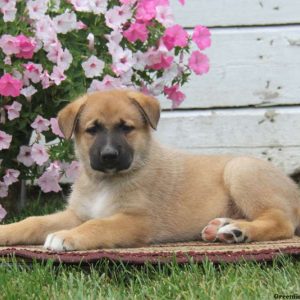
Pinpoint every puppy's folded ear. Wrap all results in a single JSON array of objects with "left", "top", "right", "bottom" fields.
[
  {"left": 57, "top": 95, "right": 87, "bottom": 139},
  {"left": 127, "top": 91, "right": 161, "bottom": 130}
]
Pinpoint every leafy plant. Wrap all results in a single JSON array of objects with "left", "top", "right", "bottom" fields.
[{"left": 0, "top": 0, "right": 211, "bottom": 201}]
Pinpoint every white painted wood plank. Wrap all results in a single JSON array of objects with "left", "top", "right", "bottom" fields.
[
  {"left": 157, "top": 107, "right": 300, "bottom": 148},
  {"left": 171, "top": 0, "right": 300, "bottom": 27},
  {"left": 179, "top": 146, "right": 300, "bottom": 176},
  {"left": 161, "top": 26, "right": 300, "bottom": 109},
  {"left": 155, "top": 107, "right": 300, "bottom": 174}
]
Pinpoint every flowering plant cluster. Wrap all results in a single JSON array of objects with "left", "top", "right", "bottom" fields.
[{"left": 0, "top": 0, "right": 211, "bottom": 201}]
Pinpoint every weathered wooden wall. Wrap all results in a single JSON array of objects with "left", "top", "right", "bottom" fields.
[{"left": 156, "top": 0, "right": 300, "bottom": 175}]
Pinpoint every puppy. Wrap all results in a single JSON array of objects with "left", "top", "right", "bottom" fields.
[{"left": 1, "top": 90, "right": 300, "bottom": 251}]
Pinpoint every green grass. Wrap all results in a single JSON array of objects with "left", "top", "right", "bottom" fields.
[
  {"left": 1, "top": 196, "right": 300, "bottom": 300},
  {"left": 1, "top": 256, "right": 300, "bottom": 300}
]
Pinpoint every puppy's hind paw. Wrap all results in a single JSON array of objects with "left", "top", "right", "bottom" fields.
[
  {"left": 217, "top": 224, "right": 248, "bottom": 243},
  {"left": 201, "top": 218, "right": 231, "bottom": 242},
  {"left": 201, "top": 218, "right": 249, "bottom": 243}
]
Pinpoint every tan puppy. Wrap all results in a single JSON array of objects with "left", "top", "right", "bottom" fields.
[{"left": 1, "top": 90, "right": 300, "bottom": 251}]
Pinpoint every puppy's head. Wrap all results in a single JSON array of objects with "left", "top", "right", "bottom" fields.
[{"left": 57, "top": 90, "right": 160, "bottom": 174}]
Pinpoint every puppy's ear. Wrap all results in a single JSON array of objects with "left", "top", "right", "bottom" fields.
[
  {"left": 57, "top": 95, "right": 87, "bottom": 139},
  {"left": 127, "top": 91, "right": 161, "bottom": 130}
]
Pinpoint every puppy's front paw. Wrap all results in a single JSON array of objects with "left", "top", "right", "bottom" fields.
[{"left": 44, "top": 231, "right": 75, "bottom": 252}]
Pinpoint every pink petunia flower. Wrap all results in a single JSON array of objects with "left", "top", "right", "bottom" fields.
[
  {"left": 0, "top": 34, "right": 19, "bottom": 55},
  {"left": 87, "top": 33, "right": 95, "bottom": 51},
  {"left": 156, "top": 0, "right": 169, "bottom": 5},
  {"left": 82, "top": 55, "right": 105, "bottom": 78},
  {"left": 65, "top": 160, "right": 80, "bottom": 181},
  {"left": 188, "top": 51, "right": 209, "bottom": 75},
  {"left": 119, "top": 69, "right": 133, "bottom": 86},
  {"left": 24, "top": 62, "right": 43, "bottom": 83},
  {"left": 1, "top": 1, "right": 17, "bottom": 22},
  {"left": 53, "top": 10, "right": 77, "bottom": 34},
  {"left": 31, "top": 115, "right": 50, "bottom": 133},
  {"left": 136, "top": 0, "right": 157, "bottom": 22},
  {"left": 112, "top": 48, "right": 135, "bottom": 75},
  {"left": 87, "top": 76, "right": 123, "bottom": 92},
  {"left": 133, "top": 50, "right": 148, "bottom": 70},
  {"left": 179, "top": 0, "right": 185, "bottom": 4},
  {"left": 0, "top": 73, "right": 23, "bottom": 97},
  {"left": 0, "top": 204, "right": 7, "bottom": 220},
  {"left": 4, "top": 101, "right": 22, "bottom": 120},
  {"left": 17, "top": 146, "right": 34, "bottom": 167},
  {"left": 48, "top": 161, "right": 62, "bottom": 172},
  {"left": 50, "top": 117, "right": 64, "bottom": 138},
  {"left": 57, "top": 48, "right": 73, "bottom": 71},
  {"left": 107, "top": 42, "right": 121, "bottom": 58},
  {"left": 87, "top": 80, "right": 103, "bottom": 92},
  {"left": 4, "top": 55, "right": 11, "bottom": 65},
  {"left": 162, "top": 24, "right": 188, "bottom": 50},
  {"left": 15, "top": 35, "right": 36, "bottom": 59},
  {"left": 123, "top": 22, "right": 148, "bottom": 43},
  {"left": 40, "top": 71, "right": 52, "bottom": 89},
  {"left": 143, "top": 48, "right": 163, "bottom": 66},
  {"left": 31, "top": 144, "right": 49, "bottom": 166},
  {"left": 155, "top": 5, "right": 174, "bottom": 27},
  {"left": 135, "top": 0, "right": 169, "bottom": 22},
  {"left": 150, "top": 78, "right": 166, "bottom": 96},
  {"left": 0, "top": 182, "right": 8, "bottom": 199},
  {"left": 38, "top": 163, "right": 61, "bottom": 193},
  {"left": 35, "top": 16, "right": 56, "bottom": 41},
  {"left": 3, "top": 169, "right": 20, "bottom": 185},
  {"left": 148, "top": 53, "right": 173, "bottom": 70},
  {"left": 90, "top": 0, "right": 107, "bottom": 14},
  {"left": 164, "top": 84, "right": 186, "bottom": 108},
  {"left": 46, "top": 43, "right": 63, "bottom": 64},
  {"left": 76, "top": 21, "right": 87, "bottom": 30},
  {"left": 0, "top": 130, "right": 12, "bottom": 151},
  {"left": 42, "top": 34, "right": 60, "bottom": 52},
  {"left": 105, "top": 5, "right": 131, "bottom": 29},
  {"left": 70, "top": 0, "right": 90, "bottom": 12},
  {"left": 139, "top": 85, "right": 150, "bottom": 95},
  {"left": 120, "top": 0, "right": 136, "bottom": 4},
  {"left": 106, "top": 30, "right": 123, "bottom": 46},
  {"left": 27, "top": 0, "right": 48, "bottom": 20},
  {"left": 192, "top": 25, "right": 211, "bottom": 50},
  {"left": 50, "top": 66, "right": 66, "bottom": 85},
  {"left": 0, "top": 0, "right": 14, "bottom": 10},
  {"left": 21, "top": 85, "right": 37, "bottom": 99}
]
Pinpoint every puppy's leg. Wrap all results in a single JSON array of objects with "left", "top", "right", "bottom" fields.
[
  {"left": 0, "top": 209, "right": 82, "bottom": 246},
  {"left": 202, "top": 209, "right": 294, "bottom": 242},
  {"left": 203, "top": 157, "right": 300, "bottom": 243},
  {"left": 44, "top": 213, "right": 150, "bottom": 251}
]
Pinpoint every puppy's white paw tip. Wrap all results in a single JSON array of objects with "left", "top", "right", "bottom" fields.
[
  {"left": 202, "top": 217, "right": 249, "bottom": 243},
  {"left": 217, "top": 224, "right": 246, "bottom": 243},
  {"left": 43, "top": 233, "right": 73, "bottom": 252}
]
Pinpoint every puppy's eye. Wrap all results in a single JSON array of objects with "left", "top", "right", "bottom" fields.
[
  {"left": 86, "top": 126, "right": 98, "bottom": 135},
  {"left": 119, "top": 123, "right": 134, "bottom": 133}
]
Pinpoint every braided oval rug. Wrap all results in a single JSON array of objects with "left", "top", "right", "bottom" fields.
[{"left": 1, "top": 237, "right": 300, "bottom": 264}]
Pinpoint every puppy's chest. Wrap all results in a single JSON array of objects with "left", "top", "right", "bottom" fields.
[{"left": 79, "top": 187, "right": 119, "bottom": 220}]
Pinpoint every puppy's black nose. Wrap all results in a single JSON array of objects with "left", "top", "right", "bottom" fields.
[{"left": 101, "top": 146, "right": 119, "bottom": 163}]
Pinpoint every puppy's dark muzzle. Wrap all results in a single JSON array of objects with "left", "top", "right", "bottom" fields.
[
  {"left": 89, "top": 131, "right": 134, "bottom": 173},
  {"left": 101, "top": 146, "right": 119, "bottom": 166}
]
